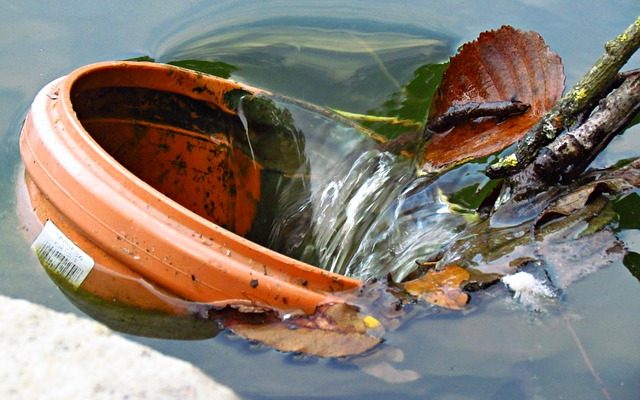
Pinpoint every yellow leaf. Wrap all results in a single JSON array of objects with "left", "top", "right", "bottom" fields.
[{"left": 403, "top": 265, "right": 470, "bottom": 310}]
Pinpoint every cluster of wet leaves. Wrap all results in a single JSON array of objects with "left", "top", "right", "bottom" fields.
[
  {"left": 223, "top": 303, "right": 383, "bottom": 358},
  {"left": 423, "top": 162, "right": 639, "bottom": 306},
  {"left": 225, "top": 160, "right": 639, "bottom": 357}
]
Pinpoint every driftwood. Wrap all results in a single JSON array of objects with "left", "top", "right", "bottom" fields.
[
  {"left": 486, "top": 17, "right": 640, "bottom": 180},
  {"left": 506, "top": 70, "right": 640, "bottom": 201}
]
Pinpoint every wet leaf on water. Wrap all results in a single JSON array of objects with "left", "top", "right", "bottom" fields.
[
  {"left": 531, "top": 163, "right": 640, "bottom": 287},
  {"left": 167, "top": 59, "right": 238, "bottom": 79},
  {"left": 537, "top": 224, "right": 625, "bottom": 289},
  {"left": 614, "top": 192, "right": 640, "bottom": 230},
  {"left": 544, "top": 184, "right": 605, "bottom": 217},
  {"left": 223, "top": 303, "right": 382, "bottom": 358},
  {"left": 623, "top": 252, "right": 640, "bottom": 282},
  {"left": 351, "top": 348, "right": 421, "bottom": 383},
  {"left": 536, "top": 182, "right": 614, "bottom": 226},
  {"left": 539, "top": 159, "right": 640, "bottom": 225},
  {"left": 403, "top": 265, "right": 470, "bottom": 310},
  {"left": 422, "top": 25, "right": 565, "bottom": 170},
  {"left": 363, "top": 63, "right": 448, "bottom": 140},
  {"left": 598, "top": 158, "right": 640, "bottom": 189}
]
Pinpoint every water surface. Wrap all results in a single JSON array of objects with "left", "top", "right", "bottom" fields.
[{"left": 1, "top": 1, "right": 640, "bottom": 399}]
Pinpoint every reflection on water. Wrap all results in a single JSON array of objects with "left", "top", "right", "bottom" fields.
[
  {"left": 56, "top": 274, "right": 221, "bottom": 340},
  {"left": 159, "top": 15, "right": 453, "bottom": 113}
]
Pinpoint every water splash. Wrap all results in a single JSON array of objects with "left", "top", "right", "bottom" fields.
[
  {"left": 270, "top": 148, "right": 469, "bottom": 281},
  {"left": 236, "top": 97, "right": 257, "bottom": 164},
  {"left": 236, "top": 94, "right": 470, "bottom": 281}
]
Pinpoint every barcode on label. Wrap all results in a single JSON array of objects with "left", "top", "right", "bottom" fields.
[{"left": 32, "top": 220, "right": 94, "bottom": 288}]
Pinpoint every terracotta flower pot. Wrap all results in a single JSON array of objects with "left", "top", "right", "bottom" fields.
[{"left": 19, "top": 61, "right": 360, "bottom": 315}]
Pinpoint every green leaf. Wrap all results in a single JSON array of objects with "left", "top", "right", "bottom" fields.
[
  {"left": 361, "top": 63, "right": 447, "bottom": 139},
  {"left": 123, "top": 55, "right": 156, "bottom": 62},
  {"left": 167, "top": 59, "right": 238, "bottom": 79},
  {"left": 628, "top": 110, "right": 640, "bottom": 128},
  {"left": 613, "top": 192, "right": 640, "bottom": 230},
  {"left": 622, "top": 251, "right": 640, "bottom": 281},
  {"left": 448, "top": 178, "right": 500, "bottom": 210},
  {"left": 623, "top": 252, "right": 640, "bottom": 281}
]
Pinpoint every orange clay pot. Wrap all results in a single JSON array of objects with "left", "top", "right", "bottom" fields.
[{"left": 19, "top": 61, "right": 360, "bottom": 315}]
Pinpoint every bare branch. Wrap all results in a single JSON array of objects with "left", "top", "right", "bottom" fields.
[
  {"left": 487, "top": 17, "right": 640, "bottom": 178},
  {"left": 508, "top": 72, "right": 640, "bottom": 200}
]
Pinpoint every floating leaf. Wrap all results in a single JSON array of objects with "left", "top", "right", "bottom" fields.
[
  {"left": 422, "top": 25, "right": 565, "bottom": 170},
  {"left": 224, "top": 303, "right": 382, "bottom": 358},
  {"left": 352, "top": 348, "right": 421, "bottom": 383},
  {"left": 614, "top": 193, "right": 640, "bottom": 230},
  {"left": 623, "top": 252, "right": 640, "bottom": 282},
  {"left": 363, "top": 63, "right": 448, "bottom": 140},
  {"left": 539, "top": 159, "right": 640, "bottom": 224},
  {"left": 543, "top": 184, "right": 605, "bottom": 217},
  {"left": 167, "top": 59, "right": 238, "bottom": 79},
  {"left": 537, "top": 223, "right": 624, "bottom": 289},
  {"left": 403, "top": 265, "right": 470, "bottom": 310}
]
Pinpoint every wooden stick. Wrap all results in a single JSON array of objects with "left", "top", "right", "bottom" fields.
[{"left": 487, "top": 17, "right": 640, "bottom": 178}]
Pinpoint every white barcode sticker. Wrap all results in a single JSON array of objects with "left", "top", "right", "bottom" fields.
[{"left": 32, "top": 220, "right": 94, "bottom": 288}]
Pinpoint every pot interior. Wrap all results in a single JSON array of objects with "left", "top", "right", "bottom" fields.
[{"left": 71, "top": 70, "right": 262, "bottom": 237}]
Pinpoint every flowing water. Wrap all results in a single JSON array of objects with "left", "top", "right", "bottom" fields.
[
  {"left": 2, "top": 2, "right": 640, "bottom": 399},
  {"left": 236, "top": 93, "right": 469, "bottom": 282}
]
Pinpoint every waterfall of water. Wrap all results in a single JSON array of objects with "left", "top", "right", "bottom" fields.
[{"left": 237, "top": 93, "right": 469, "bottom": 282}]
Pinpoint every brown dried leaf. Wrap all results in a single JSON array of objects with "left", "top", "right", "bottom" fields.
[
  {"left": 539, "top": 160, "right": 640, "bottom": 223},
  {"left": 403, "top": 265, "right": 470, "bottom": 310},
  {"left": 224, "top": 303, "right": 382, "bottom": 357},
  {"left": 540, "top": 182, "right": 612, "bottom": 221},
  {"left": 423, "top": 25, "right": 565, "bottom": 169}
]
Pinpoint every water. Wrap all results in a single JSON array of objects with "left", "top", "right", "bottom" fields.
[
  {"left": 265, "top": 142, "right": 469, "bottom": 281},
  {"left": 235, "top": 93, "right": 469, "bottom": 281},
  {"left": 2, "top": 1, "right": 640, "bottom": 399}
]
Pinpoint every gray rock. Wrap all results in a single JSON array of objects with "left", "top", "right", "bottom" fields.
[{"left": 0, "top": 295, "right": 239, "bottom": 400}]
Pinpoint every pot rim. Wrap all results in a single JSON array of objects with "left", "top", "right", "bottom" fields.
[{"left": 20, "top": 61, "right": 360, "bottom": 314}]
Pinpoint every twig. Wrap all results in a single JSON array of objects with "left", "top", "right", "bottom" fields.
[
  {"left": 330, "top": 108, "right": 422, "bottom": 129},
  {"left": 427, "top": 100, "right": 530, "bottom": 133},
  {"left": 563, "top": 314, "right": 612, "bottom": 400},
  {"left": 487, "top": 17, "right": 640, "bottom": 178},
  {"left": 508, "top": 71, "right": 640, "bottom": 200}
]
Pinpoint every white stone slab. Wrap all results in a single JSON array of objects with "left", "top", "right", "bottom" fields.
[{"left": 0, "top": 295, "right": 239, "bottom": 400}]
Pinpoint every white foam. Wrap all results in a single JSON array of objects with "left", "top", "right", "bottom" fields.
[{"left": 502, "top": 271, "right": 556, "bottom": 310}]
